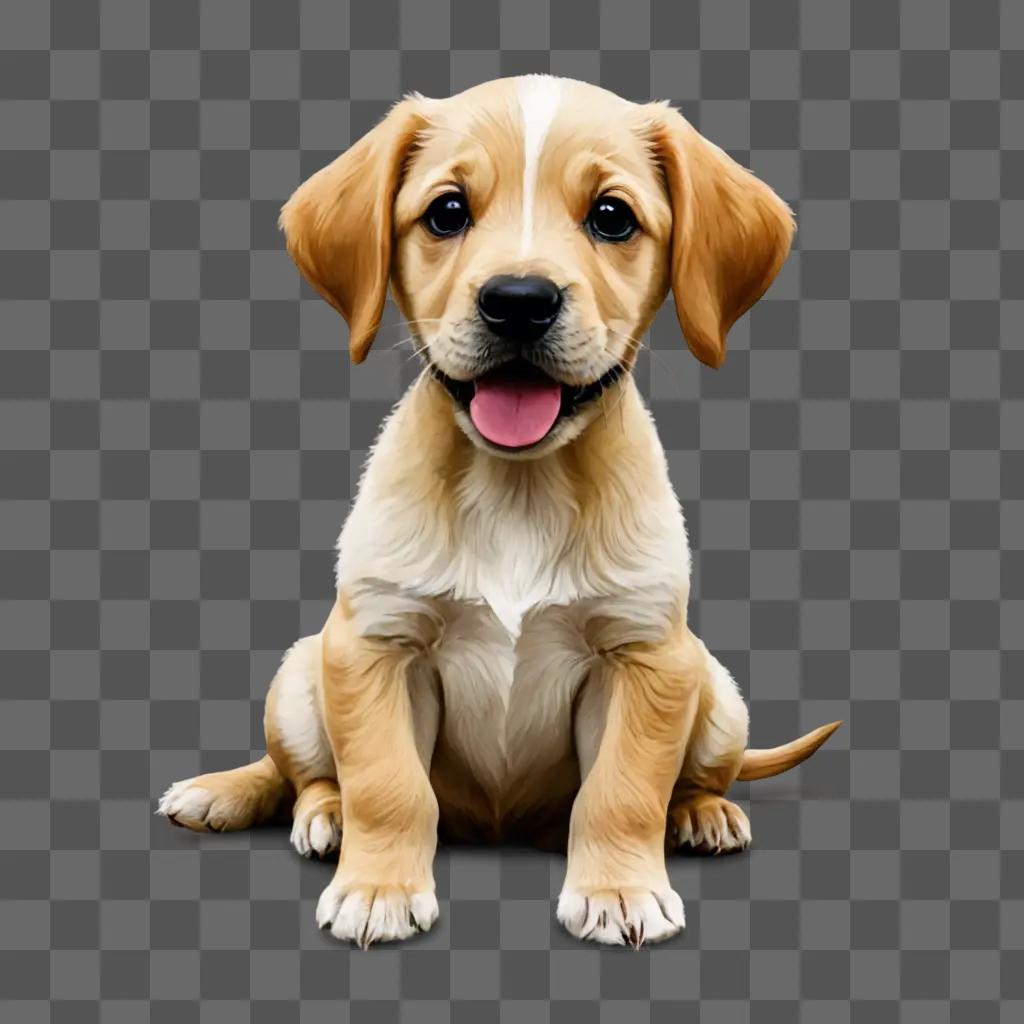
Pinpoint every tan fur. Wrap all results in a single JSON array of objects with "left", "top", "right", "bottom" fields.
[
  {"left": 669, "top": 791, "right": 752, "bottom": 854},
  {"left": 300, "top": 598, "right": 443, "bottom": 946},
  {"left": 278, "top": 98, "right": 429, "bottom": 363},
  {"left": 561, "top": 625, "right": 701, "bottom": 885},
  {"left": 737, "top": 720, "right": 843, "bottom": 781},
  {"left": 389, "top": 80, "right": 674, "bottom": 424},
  {"left": 158, "top": 754, "right": 288, "bottom": 832},
  {"left": 645, "top": 102, "right": 796, "bottom": 369},
  {"left": 159, "top": 75, "right": 839, "bottom": 948}
]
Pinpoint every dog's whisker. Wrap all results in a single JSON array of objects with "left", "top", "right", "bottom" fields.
[
  {"left": 403, "top": 345, "right": 431, "bottom": 365},
  {"left": 388, "top": 336, "right": 431, "bottom": 362}
]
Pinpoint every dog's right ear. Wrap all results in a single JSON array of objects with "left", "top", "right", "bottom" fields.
[
  {"left": 279, "top": 97, "right": 427, "bottom": 363},
  {"left": 644, "top": 102, "right": 794, "bottom": 369}
]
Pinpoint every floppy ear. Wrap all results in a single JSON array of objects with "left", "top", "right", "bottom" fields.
[
  {"left": 646, "top": 103, "right": 795, "bottom": 369},
  {"left": 279, "top": 97, "right": 427, "bottom": 363}
]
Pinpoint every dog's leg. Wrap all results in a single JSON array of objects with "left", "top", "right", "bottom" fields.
[
  {"left": 558, "top": 628, "right": 702, "bottom": 946},
  {"left": 261, "top": 635, "right": 344, "bottom": 859},
  {"left": 157, "top": 754, "right": 289, "bottom": 832},
  {"left": 668, "top": 644, "right": 751, "bottom": 855},
  {"left": 314, "top": 597, "right": 440, "bottom": 947}
]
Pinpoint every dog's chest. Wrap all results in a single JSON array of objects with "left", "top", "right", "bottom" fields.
[
  {"left": 461, "top": 512, "right": 579, "bottom": 637},
  {"left": 430, "top": 594, "right": 594, "bottom": 791}
]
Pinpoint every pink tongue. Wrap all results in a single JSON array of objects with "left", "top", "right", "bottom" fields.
[{"left": 469, "top": 373, "right": 562, "bottom": 448}]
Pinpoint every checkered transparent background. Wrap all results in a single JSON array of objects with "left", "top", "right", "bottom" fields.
[{"left": 2, "top": 0, "right": 1023, "bottom": 1020}]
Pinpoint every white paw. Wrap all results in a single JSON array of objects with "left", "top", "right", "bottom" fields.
[
  {"left": 557, "top": 886, "right": 685, "bottom": 946},
  {"left": 672, "top": 798, "right": 751, "bottom": 854},
  {"left": 157, "top": 778, "right": 220, "bottom": 831},
  {"left": 291, "top": 810, "right": 341, "bottom": 859},
  {"left": 316, "top": 881, "right": 438, "bottom": 948}
]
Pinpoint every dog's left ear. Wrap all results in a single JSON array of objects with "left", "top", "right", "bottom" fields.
[
  {"left": 279, "top": 96, "right": 428, "bottom": 363},
  {"left": 645, "top": 103, "right": 795, "bottom": 369}
]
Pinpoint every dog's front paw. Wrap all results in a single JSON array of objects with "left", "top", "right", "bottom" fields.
[
  {"left": 670, "top": 793, "right": 751, "bottom": 854},
  {"left": 316, "top": 879, "right": 438, "bottom": 948},
  {"left": 557, "top": 886, "right": 685, "bottom": 947}
]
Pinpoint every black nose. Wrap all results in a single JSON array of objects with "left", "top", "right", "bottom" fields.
[{"left": 477, "top": 275, "right": 563, "bottom": 343}]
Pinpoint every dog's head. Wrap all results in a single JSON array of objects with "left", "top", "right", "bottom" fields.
[{"left": 280, "top": 76, "right": 794, "bottom": 457}]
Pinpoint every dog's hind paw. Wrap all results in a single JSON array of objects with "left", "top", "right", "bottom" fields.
[
  {"left": 291, "top": 808, "right": 341, "bottom": 859},
  {"left": 290, "top": 779, "right": 342, "bottom": 859},
  {"left": 157, "top": 779, "right": 227, "bottom": 832},
  {"left": 669, "top": 793, "right": 751, "bottom": 854}
]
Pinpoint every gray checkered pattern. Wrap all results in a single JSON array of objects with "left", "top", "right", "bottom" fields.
[{"left": 1, "top": 0, "right": 1022, "bottom": 1019}]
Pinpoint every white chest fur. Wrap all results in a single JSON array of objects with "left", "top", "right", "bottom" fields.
[{"left": 427, "top": 596, "right": 593, "bottom": 790}]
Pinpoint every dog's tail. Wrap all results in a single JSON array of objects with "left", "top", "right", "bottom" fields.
[{"left": 736, "top": 721, "right": 843, "bottom": 782}]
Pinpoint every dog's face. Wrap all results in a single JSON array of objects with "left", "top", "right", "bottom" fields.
[{"left": 281, "top": 76, "right": 794, "bottom": 457}]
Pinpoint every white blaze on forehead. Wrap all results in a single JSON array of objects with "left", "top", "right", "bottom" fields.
[{"left": 517, "top": 75, "right": 563, "bottom": 257}]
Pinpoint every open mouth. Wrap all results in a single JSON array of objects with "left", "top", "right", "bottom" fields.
[{"left": 431, "top": 358, "right": 625, "bottom": 451}]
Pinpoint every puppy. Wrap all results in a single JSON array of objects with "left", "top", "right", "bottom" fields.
[{"left": 159, "top": 76, "right": 840, "bottom": 948}]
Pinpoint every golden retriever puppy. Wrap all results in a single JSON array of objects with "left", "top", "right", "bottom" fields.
[{"left": 159, "top": 76, "right": 840, "bottom": 948}]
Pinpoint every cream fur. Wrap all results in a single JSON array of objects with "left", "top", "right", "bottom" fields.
[{"left": 158, "top": 75, "right": 820, "bottom": 950}]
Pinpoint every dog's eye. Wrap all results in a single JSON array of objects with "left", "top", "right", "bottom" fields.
[
  {"left": 423, "top": 192, "right": 471, "bottom": 238},
  {"left": 586, "top": 196, "right": 638, "bottom": 243}
]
